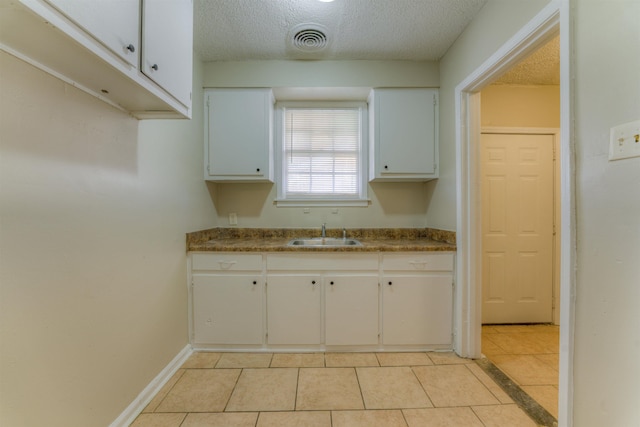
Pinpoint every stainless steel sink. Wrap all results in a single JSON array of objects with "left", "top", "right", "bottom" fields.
[{"left": 287, "top": 237, "right": 362, "bottom": 247}]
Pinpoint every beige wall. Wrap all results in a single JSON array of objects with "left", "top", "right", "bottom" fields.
[
  {"left": 428, "top": 0, "right": 552, "bottom": 231},
  {"left": 572, "top": 0, "right": 640, "bottom": 425},
  {"left": 0, "top": 53, "right": 216, "bottom": 426},
  {"left": 204, "top": 60, "right": 440, "bottom": 229},
  {"left": 203, "top": 60, "right": 439, "bottom": 88},
  {"left": 481, "top": 84, "right": 560, "bottom": 128}
]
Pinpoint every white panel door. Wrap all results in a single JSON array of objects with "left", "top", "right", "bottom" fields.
[
  {"left": 481, "top": 133, "right": 554, "bottom": 323},
  {"left": 192, "top": 275, "right": 263, "bottom": 345},
  {"left": 47, "top": 0, "right": 140, "bottom": 66},
  {"left": 266, "top": 275, "right": 322, "bottom": 345},
  {"left": 325, "top": 276, "right": 379, "bottom": 345},
  {"left": 382, "top": 274, "right": 453, "bottom": 346}
]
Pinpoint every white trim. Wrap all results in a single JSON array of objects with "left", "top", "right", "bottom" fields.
[
  {"left": 454, "top": 1, "right": 574, "bottom": 426},
  {"left": 557, "top": 1, "right": 575, "bottom": 425},
  {"left": 108, "top": 344, "right": 193, "bottom": 427}
]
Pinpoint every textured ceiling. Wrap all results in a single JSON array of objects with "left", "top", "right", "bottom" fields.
[
  {"left": 194, "top": 0, "right": 488, "bottom": 61},
  {"left": 495, "top": 35, "right": 560, "bottom": 85},
  {"left": 193, "top": 0, "right": 558, "bottom": 85}
]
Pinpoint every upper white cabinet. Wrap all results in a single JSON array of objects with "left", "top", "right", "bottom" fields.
[
  {"left": 204, "top": 89, "right": 275, "bottom": 182},
  {"left": 44, "top": 0, "right": 140, "bottom": 67},
  {"left": 0, "top": 0, "right": 193, "bottom": 118},
  {"left": 369, "top": 88, "right": 439, "bottom": 181},
  {"left": 141, "top": 0, "right": 193, "bottom": 107}
]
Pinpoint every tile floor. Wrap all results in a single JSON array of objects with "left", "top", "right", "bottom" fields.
[
  {"left": 132, "top": 351, "right": 541, "bottom": 427},
  {"left": 481, "top": 324, "right": 560, "bottom": 419}
]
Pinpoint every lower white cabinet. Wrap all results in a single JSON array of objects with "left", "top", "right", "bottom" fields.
[
  {"left": 382, "top": 275, "right": 453, "bottom": 345},
  {"left": 192, "top": 275, "right": 263, "bottom": 345},
  {"left": 189, "top": 251, "right": 454, "bottom": 350},
  {"left": 266, "top": 274, "right": 322, "bottom": 345},
  {"left": 325, "top": 275, "right": 379, "bottom": 345},
  {"left": 381, "top": 253, "right": 454, "bottom": 346}
]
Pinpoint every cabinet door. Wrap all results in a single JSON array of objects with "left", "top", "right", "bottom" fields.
[
  {"left": 205, "top": 89, "right": 274, "bottom": 181},
  {"left": 46, "top": 0, "right": 140, "bottom": 66},
  {"left": 141, "top": 0, "right": 193, "bottom": 106},
  {"left": 325, "top": 276, "right": 379, "bottom": 345},
  {"left": 192, "top": 275, "right": 263, "bottom": 345},
  {"left": 370, "top": 89, "right": 438, "bottom": 181},
  {"left": 382, "top": 274, "right": 452, "bottom": 346},
  {"left": 266, "top": 275, "right": 321, "bottom": 345}
]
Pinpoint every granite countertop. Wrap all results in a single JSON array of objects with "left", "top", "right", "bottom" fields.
[{"left": 187, "top": 228, "right": 456, "bottom": 252}]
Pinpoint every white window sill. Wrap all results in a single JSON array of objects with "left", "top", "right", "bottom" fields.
[{"left": 274, "top": 199, "right": 370, "bottom": 208}]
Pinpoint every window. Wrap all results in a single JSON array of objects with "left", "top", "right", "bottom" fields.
[{"left": 275, "top": 102, "right": 368, "bottom": 206}]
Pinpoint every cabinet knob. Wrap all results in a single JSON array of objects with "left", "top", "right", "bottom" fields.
[
  {"left": 384, "top": 165, "right": 388, "bottom": 169},
  {"left": 311, "top": 280, "right": 316, "bottom": 285},
  {"left": 388, "top": 281, "right": 393, "bottom": 285},
  {"left": 252, "top": 281, "right": 257, "bottom": 285},
  {"left": 330, "top": 281, "right": 334, "bottom": 285},
  {"left": 256, "top": 168, "right": 260, "bottom": 172},
  {"left": 151, "top": 64, "right": 158, "bottom": 71},
  {"left": 125, "top": 44, "right": 135, "bottom": 53}
]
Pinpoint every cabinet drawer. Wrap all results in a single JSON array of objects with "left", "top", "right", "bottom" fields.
[
  {"left": 191, "top": 253, "right": 262, "bottom": 271},
  {"left": 266, "top": 253, "right": 378, "bottom": 271},
  {"left": 382, "top": 253, "right": 453, "bottom": 271}
]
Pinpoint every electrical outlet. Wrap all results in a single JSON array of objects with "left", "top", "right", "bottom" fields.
[
  {"left": 229, "top": 212, "right": 237, "bottom": 225},
  {"left": 609, "top": 119, "right": 640, "bottom": 161}
]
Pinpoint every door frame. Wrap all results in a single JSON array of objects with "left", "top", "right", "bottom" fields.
[
  {"left": 481, "top": 127, "right": 561, "bottom": 325},
  {"left": 453, "top": 2, "right": 575, "bottom": 426}
]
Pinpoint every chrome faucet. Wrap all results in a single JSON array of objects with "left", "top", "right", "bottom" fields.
[{"left": 321, "top": 223, "right": 326, "bottom": 238}]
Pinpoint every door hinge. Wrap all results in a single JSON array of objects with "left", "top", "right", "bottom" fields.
[{"left": 433, "top": 94, "right": 437, "bottom": 106}]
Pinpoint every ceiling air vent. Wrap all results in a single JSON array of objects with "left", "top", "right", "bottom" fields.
[{"left": 289, "top": 23, "right": 329, "bottom": 53}]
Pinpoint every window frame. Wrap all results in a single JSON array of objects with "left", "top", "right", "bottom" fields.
[{"left": 274, "top": 101, "right": 369, "bottom": 207}]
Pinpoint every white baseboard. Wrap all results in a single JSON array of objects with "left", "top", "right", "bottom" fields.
[{"left": 109, "top": 344, "right": 193, "bottom": 427}]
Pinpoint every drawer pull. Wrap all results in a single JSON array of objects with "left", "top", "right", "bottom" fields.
[
  {"left": 388, "top": 281, "right": 393, "bottom": 285},
  {"left": 311, "top": 280, "right": 316, "bottom": 285},
  {"left": 252, "top": 281, "right": 257, "bottom": 285},
  {"left": 408, "top": 260, "right": 428, "bottom": 269},
  {"left": 218, "top": 261, "right": 237, "bottom": 270}
]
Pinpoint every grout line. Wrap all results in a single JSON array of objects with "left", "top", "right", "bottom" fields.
[
  {"left": 294, "top": 367, "right": 300, "bottom": 411},
  {"left": 474, "top": 358, "right": 558, "bottom": 427},
  {"left": 353, "top": 367, "right": 367, "bottom": 410}
]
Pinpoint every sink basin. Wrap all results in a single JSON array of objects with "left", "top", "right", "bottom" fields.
[{"left": 287, "top": 237, "right": 362, "bottom": 247}]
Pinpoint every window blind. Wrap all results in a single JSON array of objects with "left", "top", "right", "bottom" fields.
[{"left": 283, "top": 107, "right": 361, "bottom": 198}]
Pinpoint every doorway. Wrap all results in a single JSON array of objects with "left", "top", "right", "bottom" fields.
[{"left": 454, "top": 3, "right": 574, "bottom": 427}]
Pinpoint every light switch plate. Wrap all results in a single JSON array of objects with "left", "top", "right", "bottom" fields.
[
  {"left": 609, "top": 119, "right": 640, "bottom": 161},
  {"left": 229, "top": 212, "right": 238, "bottom": 225}
]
